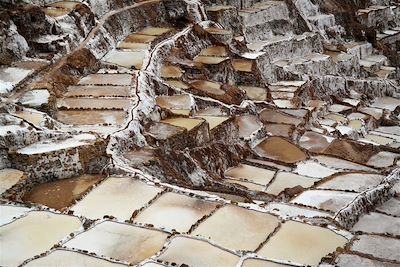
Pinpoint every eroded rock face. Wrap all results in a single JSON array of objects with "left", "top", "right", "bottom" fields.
[{"left": 0, "top": 0, "right": 399, "bottom": 266}]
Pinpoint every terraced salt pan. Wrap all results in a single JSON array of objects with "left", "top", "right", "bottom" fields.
[
  {"left": 376, "top": 197, "right": 400, "bottom": 216},
  {"left": 242, "top": 258, "right": 291, "bottom": 267},
  {"left": 190, "top": 80, "right": 225, "bottom": 95},
  {"left": 65, "top": 221, "right": 168, "bottom": 264},
  {"left": 156, "top": 95, "right": 191, "bottom": 110},
  {"left": 325, "top": 113, "right": 347, "bottom": 123},
  {"left": 205, "top": 27, "right": 232, "bottom": 35},
  {"left": 134, "top": 192, "right": 217, "bottom": 232},
  {"left": 236, "top": 115, "right": 262, "bottom": 138},
  {"left": 138, "top": 27, "right": 172, "bottom": 36},
  {"left": 42, "top": 1, "right": 78, "bottom": 17},
  {"left": 199, "top": 46, "right": 228, "bottom": 57},
  {"left": 351, "top": 235, "right": 400, "bottom": 262},
  {"left": 57, "top": 110, "right": 127, "bottom": 125},
  {"left": 57, "top": 98, "right": 131, "bottom": 110},
  {"left": 299, "top": 131, "right": 334, "bottom": 153},
  {"left": 264, "top": 123, "right": 293, "bottom": 137},
  {"left": 122, "top": 33, "right": 157, "bottom": 44},
  {"left": 233, "top": 59, "right": 253, "bottom": 72},
  {"left": 352, "top": 212, "right": 400, "bottom": 236},
  {"left": 71, "top": 177, "right": 162, "bottom": 220},
  {"left": 259, "top": 109, "right": 303, "bottom": 126},
  {"left": 18, "top": 89, "right": 50, "bottom": 108},
  {"left": 239, "top": 85, "right": 268, "bottom": 101},
  {"left": 363, "top": 134, "right": 395, "bottom": 146},
  {"left": 265, "top": 203, "right": 332, "bottom": 219},
  {"left": 224, "top": 164, "right": 275, "bottom": 185},
  {"left": 291, "top": 190, "right": 358, "bottom": 212},
  {"left": 254, "top": 137, "right": 308, "bottom": 164},
  {"left": 258, "top": 220, "right": 348, "bottom": 266},
  {"left": 0, "top": 169, "right": 24, "bottom": 194},
  {"left": 79, "top": 74, "right": 132, "bottom": 86},
  {"left": 24, "top": 249, "right": 127, "bottom": 267},
  {"left": 294, "top": 160, "right": 339, "bottom": 179},
  {"left": 265, "top": 172, "right": 317, "bottom": 196},
  {"left": 16, "top": 134, "right": 96, "bottom": 155},
  {"left": 13, "top": 110, "right": 47, "bottom": 127},
  {"left": 0, "top": 205, "right": 30, "bottom": 226},
  {"left": 157, "top": 236, "right": 239, "bottom": 266},
  {"left": 141, "top": 262, "right": 166, "bottom": 267},
  {"left": 318, "top": 172, "right": 384, "bottom": 192},
  {"left": 160, "top": 65, "right": 183, "bottom": 78},
  {"left": 367, "top": 151, "right": 400, "bottom": 168},
  {"left": 164, "top": 80, "right": 189, "bottom": 89},
  {"left": 375, "top": 126, "right": 400, "bottom": 136},
  {"left": 161, "top": 118, "right": 204, "bottom": 131},
  {"left": 0, "top": 67, "right": 32, "bottom": 94},
  {"left": 23, "top": 174, "right": 103, "bottom": 210},
  {"left": 194, "top": 55, "right": 229, "bottom": 64},
  {"left": 358, "top": 106, "right": 383, "bottom": 120},
  {"left": 103, "top": 50, "right": 145, "bottom": 69},
  {"left": 196, "top": 115, "right": 229, "bottom": 130},
  {"left": 227, "top": 178, "right": 266, "bottom": 190},
  {"left": 192, "top": 205, "right": 279, "bottom": 251},
  {"left": 64, "top": 85, "right": 132, "bottom": 97},
  {"left": 371, "top": 97, "right": 400, "bottom": 111},
  {"left": 335, "top": 254, "right": 399, "bottom": 267},
  {"left": 0, "top": 211, "right": 81, "bottom": 266},
  {"left": 313, "top": 155, "right": 376, "bottom": 172}
]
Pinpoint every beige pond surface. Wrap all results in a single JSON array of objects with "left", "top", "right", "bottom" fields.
[
  {"left": 57, "top": 110, "right": 127, "bottom": 125},
  {"left": 0, "top": 211, "right": 81, "bottom": 266},
  {"left": 0, "top": 168, "right": 24, "bottom": 194},
  {"left": 164, "top": 80, "right": 189, "bottom": 89},
  {"left": 103, "top": 50, "right": 145, "bottom": 69},
  {"left": 43, "top": 1, "right": 79, "bottom": 17},
  {"left": 240, "top": 85, "right": 268, "bottom": 101},
  {"left": 0, "top": 205, "right": 30, "bottom": 226},
  {"left": 236, "top": 115, "right": 262, "bottom": 138},
  {"left": 225, "top": 163, "right": 275, "bottom": 185},
  {"left": 118, "top": 41, "right": 150, "bottom": 50},
  {"left": 259, "top": 109, "right": 303, "bottom": 126},
  {"left": 254, "top": 137, "right": 308, "bottom": 164},
  {"left": 191, "top": 80, "right": 225, "bottom": 95},
  {"left": 318, "top": 173, "right": 384, "bottom": 192},
  {"left": 242, "top": 258, "right": 289, "bottom": 267},
  {"left": 192, "top": 205, "right": 279, "bottom": 251},
  {"left": 160, "top": 65, "right": 183, "bottom": 78},
  {"left": 23, "top": 175, "right": 103, "bottom": 210},
  {"left": 79, "top": 74, "right": 133, "bottom": 86},
  {"left": 65, "top": 221, "right": 168, "bottom": 264},
  {"left": 298, "top": 131, "right": 334, "bottom": 153},
  {"left": 57, "top": 98, "right": 131, "bottom": 110},
  {"left": 64, "top": 85, "right": 132, "bottom": 97},
  {"left": 351, "top": 235, "right": 400, "bottom": 262},
  {"left": 205, "top": 27, "right": 232, "bottom": 35},
  {"left": 156, "top": 94, "right": 191, "bottom": 109},
  {"left": 258, "top": 220, "right": 348, "bottom": 266},
  {"left": 264, "top": 123, "right": 293, "bottom": 137},
  {"left": 371, "top": 97, "right": 400, "bottom": 111},
  {"left": 134, "top": 192, "right": 217, "bottom": 232},
  {"left": 13, "top": 110, "right": 47, "bottom": 128},
  {"left": 157, "top": 236, "right": 239, "bottom": 266},
  {"left": 199, "top": 46, "right": 228, "bottom": 57},
  {"left": 161, "top": 118, "right": 204, "bottom": 131},
  {"left": 138, "top": 27, "right": 172, "bottom": 36},
  {"left": 265, "top": 171, "right": 317, "bottom": 196},
  {"left": 123, "top": 33, "right": 157, "bottom": 44},
  {"left": 196, "top": 115, "right": 230, "bottom": 130},
  {"left": 352, "top": 212, "right": 400, "bottom": 236},
  {"left": 24, "top": 249, "right": 127, "bottom": 267},
  {"left": 233, "top": 59, "right": 253, "bottom": 72},
  {"left": 194, "top": 55, "right": 229, "bottom": 64},
  {"left": 291, "top": 190, "right": 358, "bottom": 212},
  {"left": 71, "top": 177, "right": 162, "bottom": 220},
  {"left": 225, "top": 178, "right": 266, "bottom": 191},
  {"left": 313, "top": 155, "right": 376, "bottom": 172}
]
